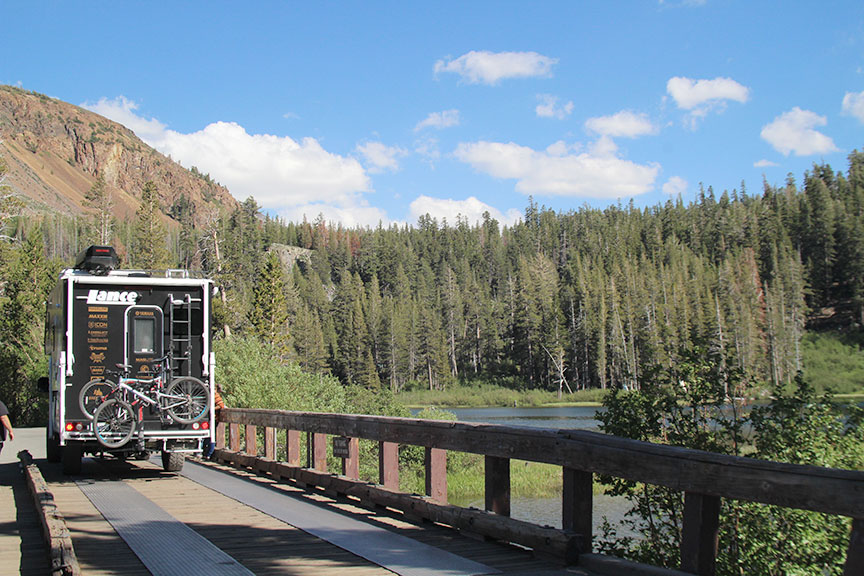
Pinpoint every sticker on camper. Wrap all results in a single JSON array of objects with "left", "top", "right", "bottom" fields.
[{"left": 83, "top": 290, "right": 140, "bottom": 305}]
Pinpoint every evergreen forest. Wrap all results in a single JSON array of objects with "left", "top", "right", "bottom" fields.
[
  {"left": 4, "top": 142, "right": 864, "bottom": 574},
  {"left": 3, "top": 152, "right": 864, "bottom": 422},
  {"left": 202, "top": 153, "right": 864, "bottom": 401}
]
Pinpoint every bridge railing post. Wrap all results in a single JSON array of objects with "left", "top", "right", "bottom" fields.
[
  {"left": 342, "top": 437, "right": 360, "bottom": 479},
  {"left": 311, "top": 432, "right": 327, "bottom": 472},
  {"left": 379, "top": 441, "right": 399, "bottom": 490},
  {"left": 245, "top": 424, "right": 257, "bottom": 455},
  {"left": 286, "top": 429, "right": 300, "bottom": 466},
  {"left": 424, "top": 447, "right": 447, "bottom": 503},
  {"left": 215, "top": 421, "right": 226, "bottom": 450},
  {"left": 845, "top": 518, "right": 864, "bottom": 576},
  {"left": 680, "top": 491, "right": 720, "bottom": 576},
  {"left": 229, "top": 423, "right": 240, "bottom": 452},
  {"left": 485, "top": 456, "right": 510, "bottom": 517},
  {"left": 562, "top": 467, "right": 592, "bottom": 552},
  {"left": 264, "top": 427, "right": 276, "bottom": 460}
]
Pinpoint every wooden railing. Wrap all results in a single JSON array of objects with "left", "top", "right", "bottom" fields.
[{"left": 215, "top": 407, "right": 864, "bottom": 576}]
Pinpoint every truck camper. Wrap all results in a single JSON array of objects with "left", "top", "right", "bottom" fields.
[{"left": 44, "top": 246, "right": 214, "bottom": 474}]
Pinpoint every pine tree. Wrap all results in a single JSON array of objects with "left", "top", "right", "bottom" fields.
[
  {"left": 0, "top": 228, "right": 56, "bottom": 425},
  {"left": 170, "top": 194, "right": 196, "bottom": 268},
  {"left": 292, "top": 304, "right": 329, "bottom": 374},
  {"left": 84, "top": 174, "right": 114, "bottom": 245},
  {"left": 0, "top": 154, "right": 23, "bottom": 247},
  {"left": 249, "top": 250, "right": 290, "bottom": 358},
  {"left": 131, "top": 181, "right": 170, "bottom": 269}
]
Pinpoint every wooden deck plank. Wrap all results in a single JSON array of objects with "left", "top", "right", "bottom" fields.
[
  {"left": 23, "top": 453, "right": 597, "bottom": 576},
  {"left": 98, "top": 457, "right": 394, "bottom": 576},
  {"left": 194, "top": 457, "right": 589, "bottom": 575}
]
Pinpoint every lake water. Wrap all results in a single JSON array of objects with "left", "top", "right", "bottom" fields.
[
  {"left": 444, "top": 405, "right": 606, "bottom": 431},
  {"left": 414, "top": 405, "right": 632, "bottom": 535}
]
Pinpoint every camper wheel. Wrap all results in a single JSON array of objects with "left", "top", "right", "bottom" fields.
[
  {"left": 161, "top": 450, "right": 184, "bottom": 472},
  {"left": 61, "top": 443, "right": 83, "bottom": 475},
  {"left": 46, "top": 431, "right": 61, "bottom": 463}
]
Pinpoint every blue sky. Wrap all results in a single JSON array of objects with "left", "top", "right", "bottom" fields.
[{"left": 4, "top": 1, "right": 864, "bottom": 227}]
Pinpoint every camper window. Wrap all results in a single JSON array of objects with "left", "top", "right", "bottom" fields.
[{"left": 134, "top": 317, "right": 156, "bottom": 353}]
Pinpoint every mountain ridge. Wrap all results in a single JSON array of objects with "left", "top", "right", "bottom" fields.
[{"left": 0, "top": 85, "right": 238, "bottom": 226}]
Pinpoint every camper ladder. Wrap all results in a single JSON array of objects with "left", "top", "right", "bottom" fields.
[{"left": 168, "top": 293, "right": 197, "bottom": 377}]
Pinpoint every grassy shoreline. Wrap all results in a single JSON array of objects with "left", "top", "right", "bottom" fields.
[
  {"left": 395, "top": 383, "right": 609, "bottom": 409},
  {"left": 398, "top": 385, "right": 864, "bottom": 411}
]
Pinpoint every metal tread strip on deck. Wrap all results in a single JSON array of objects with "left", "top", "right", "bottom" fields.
[
  {"left": 181, "top": 459, "right": 500, "bottom": 576},
  {"left": 77, "top": 477, "right": 254, "bottom": 576}
]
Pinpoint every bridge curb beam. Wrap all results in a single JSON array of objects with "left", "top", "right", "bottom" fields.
[
  {"left": 579, "top": 553, "right": 695, "bottom": 576},
  {"left": 18, "top": 450, "right": 81, "bottom": 576},
  {"left": 213, "top": 447, "right": 583, "bottom": 563}
]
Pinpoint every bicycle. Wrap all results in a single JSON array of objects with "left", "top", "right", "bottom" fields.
[{"left": 79, "top": 357, "right": 210, "bottom": 449}]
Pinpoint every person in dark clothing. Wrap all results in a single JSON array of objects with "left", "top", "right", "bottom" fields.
[{"left": 0, "top": 400, "right": 14, "bottom": 455}]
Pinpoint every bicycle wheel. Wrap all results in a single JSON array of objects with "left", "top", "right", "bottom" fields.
[
  {"left": 93, "top": 398, "right": 136, "bottom": 448},
  {"left": 79, "top": 379, "right": 117, "bottom": 419},
  {"left": 164, "top": 377, "right": 210, "bottom": 424}
]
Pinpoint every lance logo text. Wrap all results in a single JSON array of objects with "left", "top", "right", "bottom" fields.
[{"left": 84, "top": 290, "right": 140, "bottom": 305}]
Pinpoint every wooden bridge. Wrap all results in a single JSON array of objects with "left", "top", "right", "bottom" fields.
[{"left": 2, "top": 408, "right": 863, "bottom": 576}]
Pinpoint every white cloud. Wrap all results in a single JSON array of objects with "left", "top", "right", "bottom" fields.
[
  {"left": 760, "top": 107, "right": 838, "bottom": 156},
  {"left": 414, "top": 136, "right": 441, "bottom": 163},
  {"left": 842, "top": 90, "right": 864, "bottom": 123},
  {"left": 536, "top": 94, "right": 574, "bottom": 119},
  {"left": 585, "top": 110, "right": 657, "bottom": 138},
  {"left": 83, "top": 96, "right": 380, "bottom": 225},
  {"left": 662, "top": 176, "right": 688, "bottom": 196},
  {"left": 454, "top": 139, "right": 659, "bottom": 198},
  {"left": 85, "top": 96, "right": 168, "bottom": 142},
  {"left": 666, "top": 76, "right": 749, "bottom": 127},
  {"left": 409, "top": 195, "right": 521, "bottom": 225},
  {"left": 667, "top": 77, "right": 750, "bottom": 110},
  {"left": 754, "top": 159, "right": 779, "bottom": 168},
  {"left": 415, "top": 109, "right": 460, "bottom": 131},
  {"left": 356, "top": 141, "right": 407, "bottom": 173},
  {"left": 434, "top": 51, "right": 557, "bottom": 85},
  {"left": 281, "top": 202, "right": 389, "bottom": 228}
]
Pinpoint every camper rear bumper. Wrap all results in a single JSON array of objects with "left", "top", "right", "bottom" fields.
[{"left": 62, "top": 429, "right": 211, "bottom": 443}]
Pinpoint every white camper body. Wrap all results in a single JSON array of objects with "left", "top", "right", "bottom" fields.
[{"left": 44, "top": 248, "right": 215, "bottom": 474}]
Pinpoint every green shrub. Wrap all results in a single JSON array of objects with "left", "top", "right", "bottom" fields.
[
  {"left": 801, "top": 331, "right": 864, "bottom": 395},
  {"left": 214, "top": 335, "right": 347, "bottom": 413}
]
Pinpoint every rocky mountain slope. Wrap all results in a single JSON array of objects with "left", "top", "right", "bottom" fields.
[{"left": 0, "top": 85, "right": 238, "bottom": 226}]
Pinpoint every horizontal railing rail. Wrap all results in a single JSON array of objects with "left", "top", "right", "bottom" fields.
[{"left": 215, "top": 407, "right": 864, "bottom": 576}]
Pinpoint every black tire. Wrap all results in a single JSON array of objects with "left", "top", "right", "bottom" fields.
[
  {"left": 93, "top": 398, "right": 136, "bottom": 449},
  {"left": 79, "top": 379, "right": 117, "bottom": 419},
  {"left": 161, "top": 451, "right": 185, "bottom": 472},
  {"left": 46, "top": 431, "right": 61, "bottom": 463},
  {"left": 164, "top": 377, "right": 210, "bottom": 424},
  {"left": 61, "top": 442, "right": 82, "bottom": 475}
]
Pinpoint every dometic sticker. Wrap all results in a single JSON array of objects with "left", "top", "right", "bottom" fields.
[{"left": 82, "top": 289, "right": 140, "bottom": 305}]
